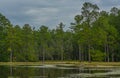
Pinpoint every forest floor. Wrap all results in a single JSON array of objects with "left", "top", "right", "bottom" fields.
[{"left": 0, "top": 61, "right": 120, "bottom": 67}]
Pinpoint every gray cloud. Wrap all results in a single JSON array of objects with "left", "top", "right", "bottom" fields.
[{"left": 0, "top": 0, "right": 120, "bottom": 29}]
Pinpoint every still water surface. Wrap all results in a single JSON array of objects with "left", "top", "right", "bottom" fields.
[{"left": 0, "top": 65, "right": 120, "bottom": 78}]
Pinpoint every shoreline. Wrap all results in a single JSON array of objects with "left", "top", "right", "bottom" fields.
[{"left": 0, "top": 61, "right": 120, "bottom": 67}]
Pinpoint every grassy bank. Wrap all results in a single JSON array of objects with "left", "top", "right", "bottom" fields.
[
  {"left": 0, "top": 61, "right": 120, "bottom": 67},
  {"left": 0, "top": 61, "right": 79, "bottom": 66}
]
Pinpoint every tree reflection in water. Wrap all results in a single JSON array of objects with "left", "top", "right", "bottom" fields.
[
  {"left": 0, "top": 65, "right": 119, "bottom": 78},
  {"left": 6, "top": 66, "right": 79, "bottom": 78}
]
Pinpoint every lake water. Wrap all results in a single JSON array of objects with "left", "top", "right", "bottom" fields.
[{"left": 0, "top": 65, "right": 120, "bottom": 78}]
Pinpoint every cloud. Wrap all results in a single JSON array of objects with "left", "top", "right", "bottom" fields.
[
  {"left": 0, "top": 0, "right": 120, "bottom": 29},
  {"left": 93, "top": 0, "right": 120, "bottom": 11}
]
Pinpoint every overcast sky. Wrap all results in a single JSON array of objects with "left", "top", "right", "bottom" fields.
[{"left": 0, "top": 0, "right": 120, "bottom": 29}]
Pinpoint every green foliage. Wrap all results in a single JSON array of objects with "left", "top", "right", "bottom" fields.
[
  {"left": 0, "top": 2, "right": 120, "bottom": 62},
  {"left": 0, "top": 13, "right": 12, "bottom": 62},
  {"left": 91, "top": 50, "right": 105, "bottom": 61}
]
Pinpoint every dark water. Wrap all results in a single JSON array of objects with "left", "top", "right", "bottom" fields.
[{"left": 0, "top": 65, "right": 120, "bottom": 78}]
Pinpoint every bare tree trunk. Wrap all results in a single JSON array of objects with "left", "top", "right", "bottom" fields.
[
  {"left": 112, "top": 53, "right": 114, "bottom": 62},
  {"left": 42, "top": 47, "right": 45, "bottom": 64},
  {"left": 85, "top": 46, "right": 88, "bottom": 61},
  {"left": 106, "top": 44, "right": 109, "bottom": 62},
  {"left": 104, "top": 44, "right": 107, "bottom": 62},
  {"left": 104, "top": 41, "right": 110, "bottom": 62},
  {"left": 10, "top": 50, "right": 12, "bottom": 62},
  {"left": 79, "top": 45, "right": 81, "bottom": 61},
  {"left": 81, "top": 46, "right": 84, "bottom": 61},
  {"left": 88, "top": 44, "right": 91, "bottom": 62},
  {"left": 61, "top": 45, "right": 64, "bottom": 61},
  {"left": 10, "top": 44, "right": 13, "bottom": 62},
  {"left": 80, "top": 45, "right": 84, "bottom": 62},
  {"left": 111, "top": 48, "right": 114, "bottom": 62}
]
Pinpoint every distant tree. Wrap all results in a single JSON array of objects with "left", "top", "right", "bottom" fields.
[
  {"left": 0, "top": 13, "right": 12, "bottom": 61},
  {"left": 21, "top": 24, "right": 38, "bottom": 61},
  {"left": 81, "top": 2, "right": 99, "bottom": 62},
  {"left": 55, "top": 22, "right": 65, "bottom": 60}
]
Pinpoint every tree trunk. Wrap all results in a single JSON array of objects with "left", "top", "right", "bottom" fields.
[
  {"left": 106, "top": 44, "right": 109, "bottom": 62},
  {"left": 79, "top": 45, "right": 81, "bottom": 61},
  {"left": 112, "top": 53, "right": 114, "bottom": 62},
  {"left": 88, "top": 44, "right": 91, "bottom": 62},
  {"left": 111, "top": 49, "right": 114, "bottom": 62},
  {"left": 104, "top": 41, "right": 110, "bottom": 62},
  {"left": 85, "top": 46, "right": 88, "bottom": 61},
  {"left": 10, "top": 45, "right": 13, "bottom": 62},
  {"left": 104, "top": 44, "right": 107, "bottom": 62},
  {"left": 10, "top": 50, "right": 12, "bottom": 62},
  {"left": 80, "top": 45, "right": 84, "bottom": 62},
  {"left": 42, "top": 47, "right": 45, "bottom": 64},
  {"left": 59, "top": 40, "right": 64, "bottom": 61},
  {"left": 61, "top": 45, "right": 64, "bottom": 61}
]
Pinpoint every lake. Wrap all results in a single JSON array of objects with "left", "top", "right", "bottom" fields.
[{"left": 0, "top": 64, "right": 120, "bottom": 78}]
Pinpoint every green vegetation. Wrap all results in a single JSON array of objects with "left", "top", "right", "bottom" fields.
[{"left": 0, "top": 2, "right": 120, "bottom": 62}]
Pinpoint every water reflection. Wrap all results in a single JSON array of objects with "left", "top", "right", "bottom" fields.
[{"left": 0, "top": 65, "right": 120, "bottom": 78}]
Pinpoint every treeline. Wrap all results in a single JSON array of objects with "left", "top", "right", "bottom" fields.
[{"left": 0, "top": 2, "right": 120, "bottom": 62}]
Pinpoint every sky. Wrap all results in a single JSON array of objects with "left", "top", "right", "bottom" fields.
[{"left": 0, "top": 0, "right": 120, "bottom": 29}]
